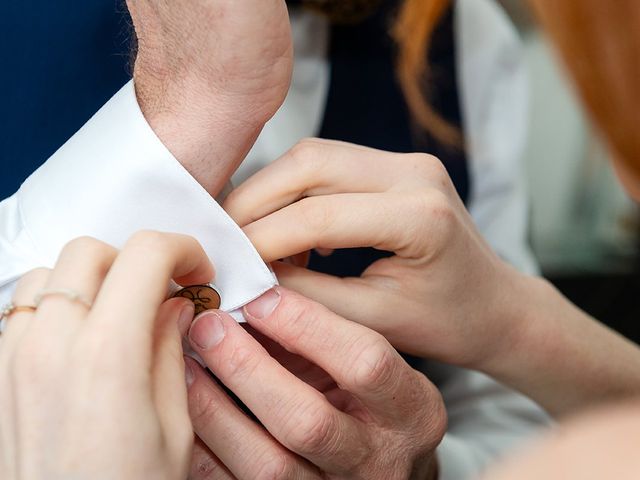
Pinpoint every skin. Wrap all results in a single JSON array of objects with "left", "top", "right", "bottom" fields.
[
  {"left": 1, "top": 2, "right": 445, "bottom": 478},
  {"left": 223, "top": 138, "right": 640, "bottom": 419},
  {"left": 122, "top": 2, "right": 447, "bottom": 476},
  {"left": 185, "top": 287, "right": 445, "bottom": 480},
  {"left": 126, "top": 0, "right": 293, "bottom": 196},
  {"left": 0, "top": 232, "right": 214, "bottom": 479},
  {"left": 0, "top": 243, "right": 444, "bottom": 480},
  {"left": 4, "top": 1, "right": 640, "bottom": 479}
]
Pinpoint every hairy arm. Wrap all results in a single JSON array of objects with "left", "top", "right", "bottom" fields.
[{"left": 126, "top": 0, "right": 293, "bottom": 195}]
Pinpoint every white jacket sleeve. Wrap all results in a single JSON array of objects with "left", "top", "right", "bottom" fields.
[{"left": 0, "top": 81, "right": 276, "bottom": 330}]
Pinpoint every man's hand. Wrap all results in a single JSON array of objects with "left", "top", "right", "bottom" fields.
[
  {"left": 126, "top": 0, "right": 293, "bottom": 195},
  {"left": 183, "top": 287, "right": 446, "bottom": 479}
]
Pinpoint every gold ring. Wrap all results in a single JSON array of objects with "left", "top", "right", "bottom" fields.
[{"left": 0, "top": 303, "right": 38, "bottom": 335}]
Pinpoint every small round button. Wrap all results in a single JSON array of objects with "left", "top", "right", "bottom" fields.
[{"left": 173, "top": 285, "right": 221, "bottom": 315}]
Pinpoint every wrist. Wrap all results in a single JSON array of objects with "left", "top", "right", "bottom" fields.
[
  {"left": 127, "top": 0, "right": 286, "bottom": 196},
  {"left": 133, "top": 69, "right": 264, "bottom": 196},
  {"left": 475, "top": 268, "right": 549, "bottom": 376}
]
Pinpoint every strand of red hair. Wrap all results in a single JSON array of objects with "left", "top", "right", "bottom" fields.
[{"left": 392, "top": 0, "right": 460, "bottom": 145}]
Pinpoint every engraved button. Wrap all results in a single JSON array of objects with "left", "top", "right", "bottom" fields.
[{"left": 173, "top": 285, "right": 221, "bottom": 315}]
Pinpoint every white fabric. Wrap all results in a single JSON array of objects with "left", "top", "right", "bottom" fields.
[
  {"left": 0, "top": 3, "right": 549, "bottom": 479},
  {"left": 457, "top": 0, "right": 538, "bottom": 275},
  {"left": 0, "top": 82, "right": 276, "bottom": 322}
]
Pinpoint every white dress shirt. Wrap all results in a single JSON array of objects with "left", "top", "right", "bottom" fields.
[{"left": 0, "top": 0, "right": 549, "bottom": 478}]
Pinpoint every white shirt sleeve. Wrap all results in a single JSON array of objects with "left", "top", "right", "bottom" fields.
[
  {"left": 457, "top": 0, "right": 538, "bottom": 275},
  {"left": 0, "top": 81, "right": 276, "bottom": 326},
  {"left": 431, "top": 364, "right": 549, "bottom": 480}
]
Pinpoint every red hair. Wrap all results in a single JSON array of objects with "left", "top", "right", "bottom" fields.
[
  {"left": 392, "top": 0, "right": 457, "bottom": 144},
  {"left": 395, "top": 0, "right": 640, "bottom": 176}
]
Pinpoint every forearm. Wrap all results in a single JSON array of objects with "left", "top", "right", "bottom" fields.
[
  {"left": 484, "top": 275, "right": 640, "bottom": 417},
  {"left": 126, "top": 0, "right": 291, "bottom": 196}
]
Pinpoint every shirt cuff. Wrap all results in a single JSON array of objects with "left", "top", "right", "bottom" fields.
[{"left": 17, "top": 80, "right": 276, "bottom": 316}]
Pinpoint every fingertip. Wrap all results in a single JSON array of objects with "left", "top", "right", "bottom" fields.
[
  {"left": 177, "top": 301, "right": 196, "bottom": 336},
  {"left": 242, "top": 288, "right": 282, "bottom": 322}
]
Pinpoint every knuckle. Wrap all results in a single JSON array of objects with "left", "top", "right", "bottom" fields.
[
  {"left": 125, "top": 230, "right": 175, "bottom": 265},
  {"left": 284, "top": 402, "right": 336, "bottom": 455},
  {"left": 189, "top": 388, "right": 222, "bottom": 428},
  {"left": 126, "top": 230, "right": 168, "bottom": 251},
  {"left": 288, "top": 138, "right": 320, "bottom": 165},
  {"left": 62, "top": 236, "right": 113, "bottom": 259},
  {"left": 226, "top": 345, "right": 262, "bottom": 381},
  {"left": 272, "top": 293, "right": 322, "bottom": 351},
  {"left": 254, "top": 452, "right": 296, "bottom": 480},
  {"left": 413, "top": 190, "right": 456, "bottom": 238},
  {"left": 286, "top": 139, "right": 327, "bottom": 179},
  {"left": 407, "top": 153, "right": 449, "bottom": 183},
  {"left": 349, "top": 335, "right": 397, "bottom": 390}
]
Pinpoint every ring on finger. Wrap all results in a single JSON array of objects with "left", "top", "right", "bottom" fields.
[
  {"left": 0, "top": 303, "right": 38, "bottom": 335},
  {"left": 34, "top": 288, "right": 93, "bottom": 310}
]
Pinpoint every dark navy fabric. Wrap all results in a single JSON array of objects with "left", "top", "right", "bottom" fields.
[
  {"left": 0, "top": 1, "right": 132, "bottom": 198},
  {"left": 309, "top": 1, "right": 468, "bottom": 278}
]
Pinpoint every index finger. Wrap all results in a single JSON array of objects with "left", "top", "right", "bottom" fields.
[
  {"left": 88, "top": 231, "right": 214, "bottom": 354},
  {"left": 243, "top": 287, "right": 434, "bottom": 421},
  {"left": 223, "top": 138, "right": 420, "bottom": 227}
]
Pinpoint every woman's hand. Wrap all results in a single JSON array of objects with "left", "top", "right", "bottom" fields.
[
  {"left": 224, "top": 139, "right": 640, "bottom": 418},
  {"left": 0, "top": 232, "right": 214, "bottom": 480},
  {"left": 223, "top": 138, "right": 528, "bottom": 370},
  {"left": 184, "top": 287, "right": 447, "bottom": 479}
]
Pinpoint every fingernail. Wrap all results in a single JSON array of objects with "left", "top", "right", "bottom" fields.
[
  {"left": 244, "top": 288, "right": 281, "bottom": 320},
  {"left": 177, "top": 302, "right": 195, "bottom": 333},
  {"left": 184, "top": 356, "right": 195, "bottom": 387},
  {"left": 189, "top": 311, "right": 225, "bottom": 350}
]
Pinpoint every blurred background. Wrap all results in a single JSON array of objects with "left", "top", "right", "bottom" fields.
[
  {"left": 500, "top": 0, "right": 640, "bottom": 341},
  {"left": 1, "top": 1, "right": 638, "bottom": 341}
]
